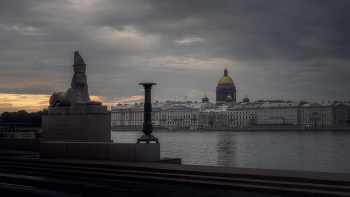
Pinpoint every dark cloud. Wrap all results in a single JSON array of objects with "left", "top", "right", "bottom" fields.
[{"left": 0, "top": 0, "right": 349, "bottom": 111}]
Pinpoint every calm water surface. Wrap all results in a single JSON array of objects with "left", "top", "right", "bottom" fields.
[{"left": 111, "top": 130, "right": 350, "bottom": 173}]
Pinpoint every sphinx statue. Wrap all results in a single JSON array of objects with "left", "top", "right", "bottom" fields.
[{"left": 49, "top": 51, "right": 102, "bottom": 107}]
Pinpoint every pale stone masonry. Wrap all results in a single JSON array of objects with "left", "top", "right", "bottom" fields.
[
  {"left": 199, "top": 105, "right": 228, "bottom": 127},
  {"left": 111, "top": 99, "right": 350, "bottom": 128},
  {"left": 256, "top": 102, "right": 300, "bottom": 125},
  {"left": 111, "top": 101, "right": 170, "bottom": 127},
  {"left": 162, "top": 101, "right": 212, "bottom": 129},
  {"left": 300, "top": 102, "right": 333, "bottom": 126},
  {"left": 331, "top": 102, "right": 350, "bottom": 126},
  {"left": 227, "top": 102, "right": 262, "bottom": 127}
]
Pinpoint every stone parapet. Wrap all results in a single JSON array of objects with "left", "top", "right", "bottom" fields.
[
  {"left": 40, "top": 141, "right": 160, "bottom": 162},
  {"left": 0, "top": 138, "right": 41, "bottom": 151}
]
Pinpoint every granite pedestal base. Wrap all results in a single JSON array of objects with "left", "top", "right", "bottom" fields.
[
  {"left": 40, "top": 141, "right": 160, "bottom": 162},
  {"left": 48, "top": 106, "right": 108, "bottom": 115},
  {"left": 135, "top": 143, "right": 160, "bottom": 162},
  {"left": 42, "top": 114, "right": 111, "bottom": 142}
]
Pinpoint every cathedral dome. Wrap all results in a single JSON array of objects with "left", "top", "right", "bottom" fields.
[
  {"left": 218, "top": 68, "right": 233, "bottom": 84},
  {"left": 243, "top": 95, "right": 250, "bottom": 103},
  {"left": 218, "top": 76, "right": 233, "bottom": 83},
  {"left": 216, "top": 67, "right": 236, "bottom": 105},
  {"left": 202, "top": 94, "right": 209, "bottom": 102}
]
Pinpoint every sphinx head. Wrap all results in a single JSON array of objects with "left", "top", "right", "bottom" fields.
[{"left": 73, "top": 73, "right": 87, "bottom": 86}]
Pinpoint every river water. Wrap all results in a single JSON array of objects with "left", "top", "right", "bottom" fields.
[{"left": 111, "top": 130, "right": 350, "bottom": 173}]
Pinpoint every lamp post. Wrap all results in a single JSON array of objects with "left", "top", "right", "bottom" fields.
[{"left": 137, "top": 83, "right": 158, "bottom": 143}]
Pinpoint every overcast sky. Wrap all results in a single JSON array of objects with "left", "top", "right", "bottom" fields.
[{"left": 0, "top": 0, "right": 350, "bottom": 112}]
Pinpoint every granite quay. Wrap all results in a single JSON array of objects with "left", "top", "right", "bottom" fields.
[{"left": 0, "top": 150, "right": 350, "bottom": 196}]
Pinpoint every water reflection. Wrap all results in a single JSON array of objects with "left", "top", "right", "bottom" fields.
[
  {"left": 216, "top": 132, "right": 237, "bottom": 167},
  {"left": 112, "top": 130, "right": 350, "bottom": 173}
]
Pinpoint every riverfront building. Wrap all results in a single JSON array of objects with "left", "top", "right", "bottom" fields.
[
  {"left": 111, "top": 66, "right": 349, "bottom": 128},
  {"left": 332, "top": 102, "right": 350, "bottom": 126},
  {"left": 227, "top": 101, "right": 262, "bottom": 127},
  {"left": 256, "top": 101, "right": 300, "bottom": 125},
  {"left": 199, "top": 105, "right": 228, "bottom": 127},
  {"left": 161, "top": 101, "right": 212, "bottom": 129},
  {"left": 111, "top": 101, "right": 170, "bottom": 127},
  {"left": 299, "top": 102, "right": 333, "bottom": 126}
]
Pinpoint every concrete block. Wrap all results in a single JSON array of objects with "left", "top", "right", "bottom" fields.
[
  {"left": 66, "top": 142, "right": 110, "bottom": 160},
  {"left": 40, "top": 141, "right": 67, "bottom": 158},
  {"left": 1, "top": 138, "right": 27, "bottom": 150},
  {"left": 0, "top": 138, "right": 11, "bottom": 149},
  {"left": 27, "top": 139, "right": 41, "bottom": 151},
  {"left": 136, "top": 143, "right": 160, "bottom": 162},
  {"left": 0, "top": 138, "right": 41, "bottom": 151},
  {"left": 42, "top": 114, "right": 111, "bottom": 142},
  {"left": 160, "top": 158, "right": 182, "bottom": 164},
  {"left": 109, "top": 143, "right": 135, "bottom": 161}
]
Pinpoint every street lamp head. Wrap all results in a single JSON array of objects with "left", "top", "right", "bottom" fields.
[{"left": 139, "top": 83, "right": 157, "bottom": 86}]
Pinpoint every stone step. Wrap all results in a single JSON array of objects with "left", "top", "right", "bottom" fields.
[
  {"left": 4, "top": 158, "right": 350, "bottom": 187},
  {"left": 1, "top": 163, "right": 349, "bottom": 197},
  {"left": 0, "top": 161, "right": 350, "bottom": 196}
]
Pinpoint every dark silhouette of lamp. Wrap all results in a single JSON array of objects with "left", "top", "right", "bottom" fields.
[{"left": 137, "top": 83, "right": 159, "bottom": 143}]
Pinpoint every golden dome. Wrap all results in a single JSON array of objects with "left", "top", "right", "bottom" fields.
[
  {"left": 218, "top": 76, "right": 233, "bottom": 83},
  {"left": 218, "top": 68, "right": 234, "bottom": 83}
]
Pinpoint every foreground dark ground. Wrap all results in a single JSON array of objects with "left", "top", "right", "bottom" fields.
[
  {"left": 1, "top": 150, "right": 350, "bottom": 197},
  {"left": 0, "top": 169, "right": 287, "bottom": 197}
]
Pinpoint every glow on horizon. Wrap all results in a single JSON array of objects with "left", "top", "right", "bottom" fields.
[
  {"left": 0, "top": 93, "right": 146, "bottom": 113},
  {"left": 0, "top": 93, "right": 50, "bottom": 113}
]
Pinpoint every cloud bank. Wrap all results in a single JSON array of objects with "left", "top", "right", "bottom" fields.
[{"left": 0, "top": 0, "right": 349, "bottom": 112}]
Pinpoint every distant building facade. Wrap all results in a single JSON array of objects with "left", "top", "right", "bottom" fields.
[
  {"left": 256, "top": 101, "right": 299, "bottom": 125},
  {"left": 111, "top": 66, "right": 349, "bottom": 128},
  {"left": 161, "top": 101, "right": 210, "bottom": 128},
  {"left": 227, "top": 101, "right": 261, "bottom": 127},
  {"left": 199, "top": 106, "right": 228, "bottom": 127},
  {"left": 300, "top": 102, "right": 333, "bottom": 126},
  {"left": 111, "top": 102, "right": 167, "bottom": 127},
  {"left": 332, "top": 102, "right": 350, "bottom": 126}
]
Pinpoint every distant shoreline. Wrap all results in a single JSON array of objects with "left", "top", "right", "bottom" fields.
[{"left": 111, "top": 125, "right": 350, "bottom": 132}]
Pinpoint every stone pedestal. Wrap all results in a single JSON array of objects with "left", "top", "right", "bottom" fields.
[
  {"left": 48, "top": 106, "right": 107, "bottom": 115},
  {"left": 136, "top": 143, "right": 160, "bottom": 162},
  {"left": 42, "top": 113, "right": 111, "bottom": 142},
  {"left": 41, "top": 105, "right": 113, "bottom": 159}
]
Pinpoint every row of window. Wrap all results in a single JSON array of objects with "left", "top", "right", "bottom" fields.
[
  {"left": 228, "top": 111, "right": 256, "bottom": 115},
  {"left": 111, "top": 112, "right": 159, "bottom": 121},
  {"left": 166, "top": 121, "right": 196, "bottom": 125},
  {"left": 300, "top": 120, "right": 332, "bottom": 124},
  {"left": 301, "top": 108, "right": 332, "bottom": 113},
  {"left": 228, "top": 116, "right": 253, "bottom": 120},
  {"left": 301, "top": 114, "right": 332, "bottom": 119},
  {"left": 259, "top": 115, "right": 295, "bottom": 119},
  {"left": 167, "top": 115, "right": 196, "bottom": 119}
]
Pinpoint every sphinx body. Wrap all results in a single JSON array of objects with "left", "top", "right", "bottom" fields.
[{"left": 49, "top": 51, "right": 102, "bottom": 107}]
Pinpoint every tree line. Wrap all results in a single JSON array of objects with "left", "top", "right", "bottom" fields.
[{"left": 0, "top": 109, "right": 48, "bottom": 127}]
